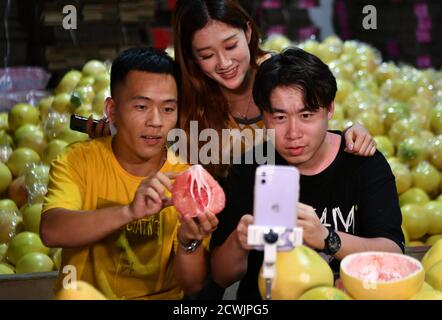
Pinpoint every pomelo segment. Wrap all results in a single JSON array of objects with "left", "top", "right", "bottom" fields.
[
  {"left": 340, "top": 252, "right": 424, "bottom": 300},
  {"left": 172, "top": 165, "right": 225, "bottom": 217}
]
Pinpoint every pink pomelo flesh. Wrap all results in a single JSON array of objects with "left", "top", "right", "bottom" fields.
[
  {"left": 346, "top": 254, "right": 421, "bottom": 282},
  {"left": 172, "top": 165, "right": 225, "bottom": 217}
]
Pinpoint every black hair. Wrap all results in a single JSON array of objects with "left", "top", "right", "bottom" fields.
[
  {"left": 253, "top": 47, "right": 337, "bottom": 113},
  {"left": 110, "top": 47, "right": 180, "bottom": 96}
]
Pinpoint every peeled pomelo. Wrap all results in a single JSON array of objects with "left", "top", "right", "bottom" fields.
[
  {"left": 298, "top": 286, "right": 352, "bottom": 300},
  {"left": 172, "top": 165, "right": 225, "bottom": 217},
  {"left": 258, "top": 245, "right": 334, "bottom": 300},
  {"left": 340, "top": 252, "right": 424, "bottom": 300}
]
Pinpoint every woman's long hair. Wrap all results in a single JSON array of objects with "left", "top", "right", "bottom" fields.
[{"left": 173, "top": 0, "right": 265, "bottom": 177}]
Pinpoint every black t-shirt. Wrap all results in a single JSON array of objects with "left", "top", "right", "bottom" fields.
[{"left": 211, "top": 131, "right": 405, "bottom": 300}]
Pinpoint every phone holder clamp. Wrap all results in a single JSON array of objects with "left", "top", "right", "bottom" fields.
[{"left": 247, "top": 225, "right": 303, "bottom": 300}]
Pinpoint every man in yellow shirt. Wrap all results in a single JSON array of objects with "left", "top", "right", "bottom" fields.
[{"left": 41, "top": 48, "right": 218, "bottom": 299}]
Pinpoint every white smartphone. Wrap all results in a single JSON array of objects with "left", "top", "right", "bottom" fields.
[{"left": 252, "top": 165, "right": 300, "bottom": 250}]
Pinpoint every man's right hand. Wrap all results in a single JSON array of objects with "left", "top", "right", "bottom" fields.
[
  {"left": 87, "top": 116, "right": 111, "bottom": 139},
  {"left": 235, "top": 214, "right": 255, "bottom": 251},
  {"left": 126, "top": 172, "right": 179, "bottom": 221}
]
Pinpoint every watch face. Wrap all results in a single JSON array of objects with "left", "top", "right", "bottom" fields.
[{"left": 327, "top": 230, "right": 341, "bottom": 254}]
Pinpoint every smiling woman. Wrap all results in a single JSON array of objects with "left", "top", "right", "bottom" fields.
[{"left": 172, "top": 0, "right": 376, "bottom": 178}]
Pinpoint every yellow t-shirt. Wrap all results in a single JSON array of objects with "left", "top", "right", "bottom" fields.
[{"left": 43, "top": 136, "right": 190, "bottom": 300}]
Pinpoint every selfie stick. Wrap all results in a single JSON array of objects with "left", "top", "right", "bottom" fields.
[{"left": 247, "top": 225, "right": 303, "bottom": 300}]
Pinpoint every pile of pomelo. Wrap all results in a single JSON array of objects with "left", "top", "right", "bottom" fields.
[{"left": 0, "top": 60, "right": 109, "bottom": 275}]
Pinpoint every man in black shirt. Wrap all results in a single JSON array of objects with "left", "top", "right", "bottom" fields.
[{"left": 210, "top": 48, "right": 404, "bottom": 300}]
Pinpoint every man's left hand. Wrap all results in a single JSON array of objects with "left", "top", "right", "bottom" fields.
[{"left": 297, "top": 202, "right": 328, "bottom": 250}]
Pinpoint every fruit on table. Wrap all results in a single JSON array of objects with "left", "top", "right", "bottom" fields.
[
  {"left": 399, "top": 188, "right": 430, "bottom": 207},
  {"left": 429, "top": 135, "right": 442, "bottom": 169},
  {"left": 0, "top": 162, "right": 12, "bottom": 194},
  {"left": 51, "top": 93, "right": 74, "bottom": 114},
  {"left": 389, "top": 161, "right": 412, "bottom": 195},
  {"left": 0, "top": 262, "right": 15, "bottom": 274},
  {"left": 421, "top": 239, "right": 442, "bottom": 271},
  {"left": 373, "top": 136, "right": 395, "bottom": 158},
  {"left": 0, "top": 210, "right": 23, "bottom": 243},
  {"left": 82, "top": 60, "right": 107, "bottom": 78},
  {"left": 355, "top": 111, "right": 384, "bottom": 136},
  {"left": 54, "top": 70, "right": 82, "bottom": 94},
  {"left": 0, "top": 243, "right": 7, "bottom": 260},
  {"left": 49, "top": 248, "right": 62, "bottom": 270},
  {"left": 425, "top": 260, "right": 442, "bottom": 291},
  {"left": 401, "top": 204, "right": 430, "bottom": 240},
  {"left": 430, "top": 103, "right": 442, "bottom": 135},
  {"left": 401, "top": 225, "right": 410, "bottom": 246},
  {"left": 7, "top": 176, "right": 28, "bottom": 209},
  {"left": 0, "top": 112, "right": 8, "bottom": 131},
  {"left": 38, "top": 96, "right": 54, "bottom": 120},
  {"left": 22, "top": 203, "right": 43, "bottom": 234},
  {"left": 55, "top": 280, "right": 107, "bottom": 300},
  {"left": 57, "top": 127, "right": 88, "bottom": 144},
  {"left": 340, "top": 252, "right": 424, "bottom": 300},
  {"left": 6, "top": 147, "right": 40, "bottom": 178},
  {"left": 258, "top": 245, "right": 334, "bottom": 300},
  {"left": 93, "top": 73, "right": 110, "bottom": 93},
  {"left": 411, "top": 282, "right": 442, "bottom": 300},
  {"left": 381, "top": 101, "right": 410, "bottom": 131},
  {"left": 172, "top": 165, "right": 225, "bottom": 217},
  {"left": 397, "top": 136, "right": 427, "bottom": 167},
  {"left": 423, "top": 201, "right": 442, "bottom": 235},
  {"left": 14, "top": 124, "right": 47, "bottom": 156},
  {"left": 0, "top": 199, "right": 19, "bottom": 215},
  {"left": 5, "top": 231, "right": 49, "bottom": 265},
  {"left": 411, "top": 161, "right": 440, "bottom": 197},
  {"left": 42, "top": 139, "right": 68, "bottom": 165},
  {"left": 426, "top": 235, "right": 442, "bottom": 246},
  {"left": 15, "top": 252, "right": 53, "bottom": 274},
  {"left": 388, "top": 118, "right": 420, "bottom": 147},
  {"left": 8, "top": 104, "right": 40, "bottom": 132},
  {"left": 298, "top": 286, "right": 352, "bottom": 300}
]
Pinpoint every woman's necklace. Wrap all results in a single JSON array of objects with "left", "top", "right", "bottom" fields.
[{"left": 232, "top": 94, "right": 252, "bottom": 121}]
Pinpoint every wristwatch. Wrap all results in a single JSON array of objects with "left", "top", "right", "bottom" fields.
[
  {"left": 323, "top": 228, "right": 341, "bottom": 255},
  {"left": 179, "top": 238, "right": 202, "bottom": 253}
]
